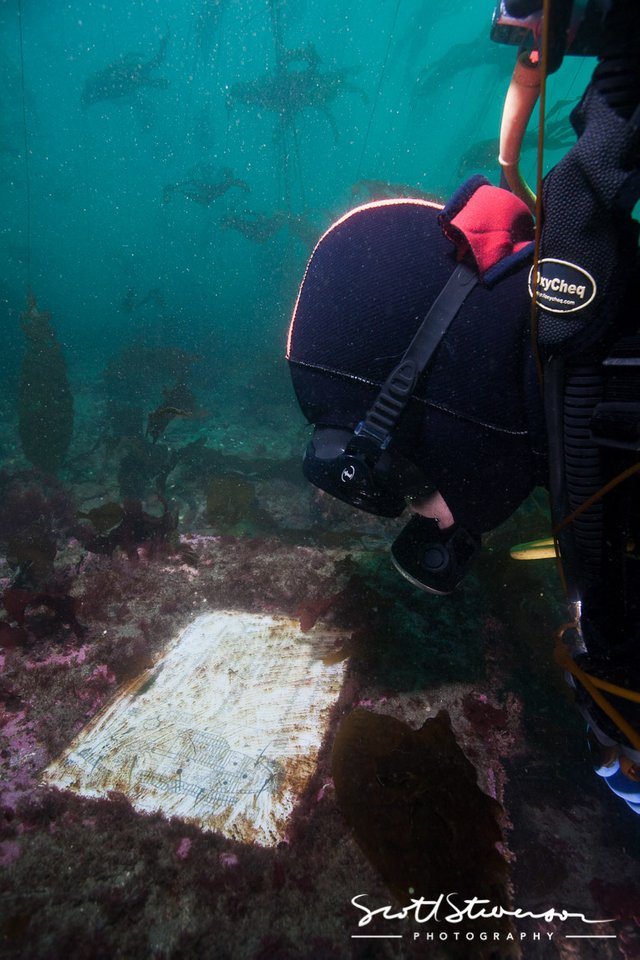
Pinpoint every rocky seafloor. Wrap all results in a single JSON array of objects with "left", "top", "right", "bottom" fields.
[{"left": 1, "top": 371, "right": 639, "bottom": 960}]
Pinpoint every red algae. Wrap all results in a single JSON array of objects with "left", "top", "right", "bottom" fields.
[
  {"left": 0, "top": 529, "right": 636, "bottom": 960},
  {"left": 590, "top": 878, "right": 640, "bottom": 960}
]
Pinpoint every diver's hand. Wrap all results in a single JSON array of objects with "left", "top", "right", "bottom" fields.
[{"left": 408, "top": 489, "right": 455, "bottom": 529}]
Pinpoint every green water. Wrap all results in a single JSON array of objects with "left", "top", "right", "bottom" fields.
[
  {"left": 1, "top": 0, "right": 593, "bottom": 383},
  {"left": 0, "top": 3, "right": 638, "bottom": 959}
]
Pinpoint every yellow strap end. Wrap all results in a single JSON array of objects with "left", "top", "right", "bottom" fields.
[{"left": 509, "top": 536, "right": 556, "bottom": 560}]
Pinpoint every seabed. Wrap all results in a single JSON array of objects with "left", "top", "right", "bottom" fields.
[{"left": 2, "top": 465, "right": 640, "bottom": 958}]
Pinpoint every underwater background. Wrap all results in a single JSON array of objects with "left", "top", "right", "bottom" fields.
[
  {"left": 1, "top": 1, "right": 639, "bottom": 958},
  {"left": 1, "top": 0, "right": 594, "bottom": 400}
]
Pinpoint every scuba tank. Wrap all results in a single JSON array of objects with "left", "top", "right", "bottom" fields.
[{"left": 495, "top": 0, "right": 640, "bottom": 805}]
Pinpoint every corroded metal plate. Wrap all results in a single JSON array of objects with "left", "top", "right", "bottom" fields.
[{"left": 44, "top": 611, "right": 347, "bottom": 845}]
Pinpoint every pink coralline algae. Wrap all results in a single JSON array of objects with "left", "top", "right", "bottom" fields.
[
  {"left": 0, "top": 524, "right": 637, "bottom": 960},
  {"left": 462, "top": 690, "right": 522, "bottom": 758},
  {"left": 219, "top": 852, "right": 239, "bottom": 868},
  {"left": 315, "top": 781, "right": 333, "bottom": 803},
  {"left": 0, "top": 706, "right": 48, "bottom": 815},
  {"left": 176, "top": 837, "right": 192, "bottom": 860},
  {"left": 25, "top": 645, "right": 89, "bottom": 669}
]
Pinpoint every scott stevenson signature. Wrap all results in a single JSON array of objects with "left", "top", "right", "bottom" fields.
[{"left": 351, "top": 893, "right": 616, "bottom": 927}]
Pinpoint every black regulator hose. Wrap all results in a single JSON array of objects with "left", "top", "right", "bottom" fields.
[
  {"left": 592, "top": 1, "right": 640, "bottom": 122},
  {"left": 593, "top": 57, "right": 640, "bottom": 123}
]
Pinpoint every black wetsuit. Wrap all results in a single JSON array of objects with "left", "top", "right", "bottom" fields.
[{"left": 288, "top": 198, "right": 547, "bottom": 534}]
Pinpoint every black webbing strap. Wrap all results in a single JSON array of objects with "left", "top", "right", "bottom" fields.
[{"left": 351, "top": 261, "right": 478, "bottom": 454}]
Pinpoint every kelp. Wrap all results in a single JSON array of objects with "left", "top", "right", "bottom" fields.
[
  {"left": 6, "top": 522, "right": 57, "bottom": 586},
  {"left": 146, "top": 406, "right": 191, "bottom": 443},
  {"left": 18, "top": 294, "right": 74, "bottom": 474},
  {"left": 78, "top": 497, "right": 178, "bottom": 558},
  {"left": 332, "top": 709, "right": 516, "bottom": 951},
  {"left": 205, "top": 474, "right": 273, "bottom": 533},
  {"left": 146, "top": 383, "right": 197, "bottom": 442},
  {"left": 2, "top": 586, "right": 85, "bottom": 639}
]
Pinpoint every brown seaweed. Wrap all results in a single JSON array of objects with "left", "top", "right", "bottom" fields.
[
  {"left": 6, "top": 523, "right": 57, "bottom": 586},
  {"left": 332, "top": 708, "right": 516, "bottom": 951},
  {"left": 81, "top": 32, "right": 170, "bottom": 107},
  {"left": 2, "top": 586, "right": 85, "bottom": 638},
  {"left": 18, "top": 294, "right": 74, "bottom": 474},
  {"left": 146, "top": 406, "right": 191, "bottom": 443},
  {"left": 206, "top": 474, "right": 255, "bottom": 527},
  {"left": 163, "top": 165, "right": 249, "bottom": 206},
  {"left": 78, "top": 497, "right": 178, "bottom": 558},
  {"left": 77, "top": 502, "right": 126, "bottom": 534},
  {"left": 227, "top": 44, "right": 366, "bottom": 143}
]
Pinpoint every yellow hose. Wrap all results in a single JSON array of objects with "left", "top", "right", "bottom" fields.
[{"left": 509, "top": 536, "right": 556, "bottom": 560}]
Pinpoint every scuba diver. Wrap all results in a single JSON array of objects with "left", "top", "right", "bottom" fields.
[{"left": 286, "top": 0, "right": 640, "bottom": 813}]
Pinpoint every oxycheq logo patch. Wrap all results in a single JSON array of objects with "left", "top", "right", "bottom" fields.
[{"left": 528, "top": 258, "right": 596, "bottom": 314}]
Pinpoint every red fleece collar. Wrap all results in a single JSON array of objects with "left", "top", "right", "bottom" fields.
[{"left": 440, "top": 182, "right": 534, "bottom": 277}]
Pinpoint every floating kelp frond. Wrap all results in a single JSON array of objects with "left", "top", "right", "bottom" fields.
[
  {"left": 77, "top": 502, "right": 125, "bottom": 535},
  {"left": 227, "top": 46, "right": 366, "bottom": 143},
  {"left": 163, "top": 166, "right": 249, "bottom": 206},
  {"left": 332, "top": 708, "right": 517, "bottom": 954},
  {"left": 78, "top": 497, "right": 178, "bottom": 559},
  {"left": 81, "top": 32, "right": 170, "bottom": 107},
  {"left": 205, "top": 474, "right": 273, "bottom": 533},
  {"left": 146, "top": 406, "right": 191, "bottom": 443}
]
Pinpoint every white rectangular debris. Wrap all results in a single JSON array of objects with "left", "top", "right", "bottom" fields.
[{"left": 44, "top": 611, "right": 348, "bottom": 846}]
